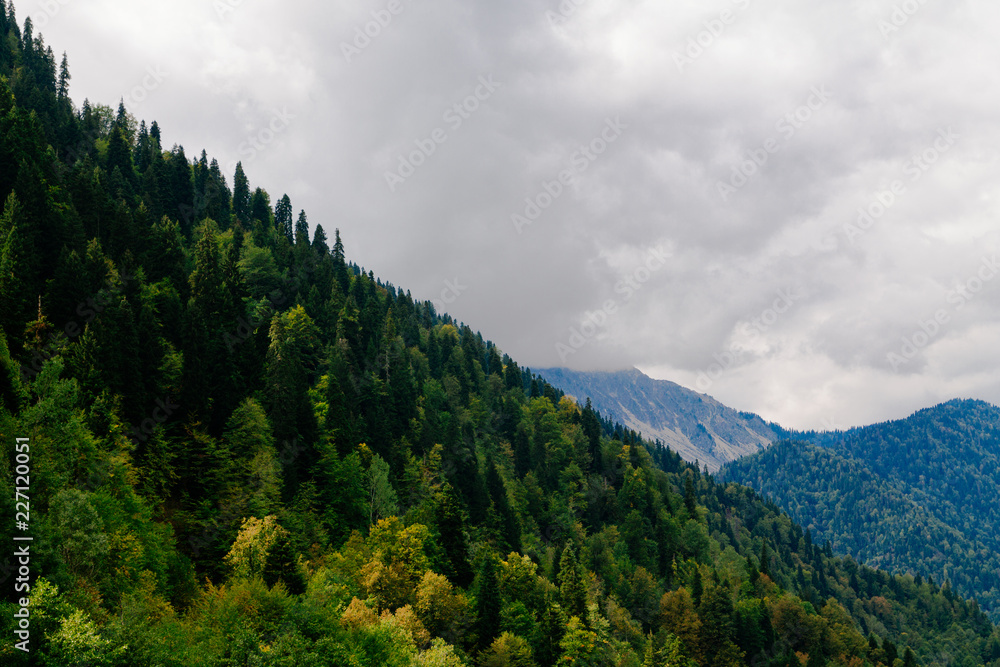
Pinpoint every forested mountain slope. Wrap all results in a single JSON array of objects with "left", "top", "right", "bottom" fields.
[
  {"left": 724, "top": 399, "right": 1000, "bottom": 624},
  {"left": 0, "top": 4, "right": 998, "bottom": 665},
  {"left": 536, "top": 367, "right": 780, "bottom": 471}
]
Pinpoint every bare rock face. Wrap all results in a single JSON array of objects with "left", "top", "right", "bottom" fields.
[{"left": 536, "top": 367, "right": 780, "bottom": 472}]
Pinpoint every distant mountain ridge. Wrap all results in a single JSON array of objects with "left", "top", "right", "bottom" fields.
[
  {"left": 535, "top": 367, "right": 781, "bottom": 471},
  {"left": 723, "top": 398, "right": 1000, "bottom": 622},
  {"left": 539, "top": 368, "right": 1000, "bottom": 621}
]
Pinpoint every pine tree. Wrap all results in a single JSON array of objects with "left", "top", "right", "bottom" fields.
[
  {"left": 164, "top": 146, "right": 194, "bottom": 234},
  {"left": 691, "top": 568, "right": 704, "bottom": 607},
  {"left": 294, "top": 209, "right": 309, "bottom": 246},
  {"left": 366, "top": 453, "right": 398, "bottom": 526},
  {"left": 684, "top": 473, "right": 698, "bottom": 517},
  {"left": 232, "top": 162, "right": 250, "bottom": 224},
  {"left": 105, "top": 126, "right": 136, "bottom": 190},
  {"left": 434, "top": 482, "right": 473, "bottom": 587},
  {"left": 57, "top": 52, "right": 70, "bottom": 101},
  {"left": 536, "top": 593, "right": 566, "bottom": 666},
  {"left": 475, "top": 555, "right": 501, "bottom": 648},
  {"left": 203, "top": 158, "right": 231, "bottom": 227},
  {"left": 558, "top": 544, "right": 587, "bottom": 621},
  {"left": 249, "top": 187, "right": 271, "bottom": 225},
  {"left": 760, "top": 541, "right": 771, "bottom": 578},
  {"left": 333, "top": 228, "right": 350, "bottom": 294},
  {"left": 883, "top": 639, "right": 898, "bottom": 665},
  {"left": 0, "top": 331, "right": 26, "bottom": 418},
  {"left": 581, "top": 398, "right": 602, "bottom": 470},
  {"left": 263, "top": 530, "right": 305, "bottom": 595},
  {"left": 806, "top": 646, "right": 825, "bottom": 667},
  {"left": 0, "top": 193, "right": 33, "bottom": 342},
  {"left": 7, "top": 2, "right": 18, "bottom": 41},
  {"left": 312, "top": 224, "right": 328, "bottom": 256},
  {"left": 275, "top": 194, "right": 293, "bottom": 244},
  {"left": 486, "top": 460, "right": 521, "bottom": 553},
  {"left": 115, "top": 99, "right": 128, "bottom": 129}
]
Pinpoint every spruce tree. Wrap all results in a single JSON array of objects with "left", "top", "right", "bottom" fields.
[
  {"left": 249, "top": 187, "right": 271, "bottom": 225},
  {"left": 312, "top": 224, "right": 328, "bottom": 256},
  {"left": 691, "top": 568, "right": 704, "bottom": 607},
  {"left": 684, "top": 473, "right": 698, "bottom": 517},
  {"left": 105, "top": 126, "right": 136, "bottom": 189},
  {"left": 0, "top": 193, "right": 33, "bottom": 342},
  {"left": 558, "top": 544, "right": 587, "bottom": 620},
  {"left": 883, "top": 639, "right": 898, "bottom": 665},
  {"left": 274, "top": 194, "right": 293, "bottom": 244},
  {"left": 232, "top": 162, "right": 250, "bottom": 224},
  {"left": 435, "top": 482, "right": 473, "bottom": 587},
  {"left": 475, "top": 555, "right": 501, "bottom": 648},
  {"left": 332, "top": 228, "right": 350, "bottom": 294},
  {"left": 536, "top": 593, "right": 566, "bottom": 667},
  {"left": 760, "top": 541, "right": 771, "bottom": 578},
  {"left": 264, "top": 531, "right": 305, "bottom": 595},
  {"left": 57, "top": 51, "right": 70, "bottom": 101},
  {"left": 294, "top": 209, "right": 309, "bottom": 246}
]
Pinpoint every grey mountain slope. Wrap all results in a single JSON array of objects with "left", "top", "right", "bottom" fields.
[{"left": 535, "top": 367, "right": 780, "bottom": 471}]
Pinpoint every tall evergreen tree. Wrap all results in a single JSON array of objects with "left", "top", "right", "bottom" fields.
[
  {"left": 475, "top": 555, "right": 502, "bottom": 648},
  {"left": 558, "top": 544, "right": 587, "bottom": 621},
  {"left": 249, "top": 187, "right": 271, "bottom": 225},
  {"left": 435, "top": 481, "right": 473, "bottom": 587},
  {"left": 57, "top": 51, "right": 70, "bottom": 101},
  {"left": 0, "top": 193, "right": 33, "bottom": 342},
  {"left": 134, "top": 120, "right": 151, "bottom": 173},
  {"left": 684, "top": 473, "right": 698, "bottom": 517},
  {"left": 294, "top": 209, "right": 309, "bottom": 247},
  {"left": 232, "top": 161, "right": 250, "bottom": 224},
  {"left": 274, "top": 194, "right": 293, "bottom": 244},
  {"left": 332, "top": 228, "right": 350, "bottom": 294},
  {"left": 105, "top": 126, "right": 136, "bottom": 190},
  {"left": 312, "top": 223, "right": 328, "bottom": 256}
]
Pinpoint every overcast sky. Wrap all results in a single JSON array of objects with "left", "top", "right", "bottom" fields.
[{"left": 21, "top": 0, "right": 1000, "bottom": 430}]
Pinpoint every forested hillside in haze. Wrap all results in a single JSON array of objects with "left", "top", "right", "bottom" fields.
[
  {"left": 0, "top": 4, "right": 998, "bottom": 665},
  {"left": 724, "top": 399, "right": 1000, "bottom": 625}
]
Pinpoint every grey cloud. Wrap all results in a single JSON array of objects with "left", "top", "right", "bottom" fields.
[{"left": 25, "top": 0, "right": 1000, "bottom": 428}]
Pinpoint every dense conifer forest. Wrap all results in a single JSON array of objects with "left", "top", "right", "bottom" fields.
[
  {"left": 0, "top": 4, "right": 998, "bottom": 664},
  {"left": 724, "top": 399, "right": 1000, "bottom": 626}
]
